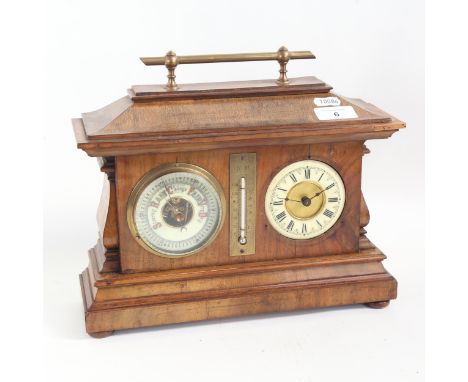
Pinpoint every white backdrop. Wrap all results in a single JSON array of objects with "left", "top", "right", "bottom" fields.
[{"left": 44, "top": 1, "right": 424, "bottom": 381}]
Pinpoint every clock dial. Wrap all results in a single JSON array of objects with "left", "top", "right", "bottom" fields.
[
  {"left": 127, "top": 164, "right": 225, "bottom": 257},
  {"left": 265, "top": 160, "right": 345, "bottom": 239}
]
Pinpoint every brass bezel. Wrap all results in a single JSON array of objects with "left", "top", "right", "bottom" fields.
[{"left": 127, "top": 163, "right": 226, "bottom": 258}]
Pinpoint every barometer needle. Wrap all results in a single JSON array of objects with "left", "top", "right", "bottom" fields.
[
  {"left": 163, "top": 181, "right": 177, "bottom": 209},
  {"left": 184, "top": 200, "right": 189, "bottom": 223}
]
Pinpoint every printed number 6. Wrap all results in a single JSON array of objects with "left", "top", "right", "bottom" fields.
[{"left": 334, "top": 112, "right": 340, "bottom": 117}]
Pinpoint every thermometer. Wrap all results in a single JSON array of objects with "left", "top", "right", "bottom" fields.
[{"left": 229, "top": 153, "right": 256, "bottom": 256}]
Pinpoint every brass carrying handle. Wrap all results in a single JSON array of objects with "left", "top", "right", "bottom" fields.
[{"left": 140, "top": 46, "right": 315, "bottom": 90}]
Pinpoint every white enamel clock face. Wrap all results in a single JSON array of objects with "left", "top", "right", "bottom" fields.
[
  {"left": 265, "top": 160, "right": 346, "bottom": 240},
  {"left": 128, "top": 164, "right": 225, "bottom": 257}
]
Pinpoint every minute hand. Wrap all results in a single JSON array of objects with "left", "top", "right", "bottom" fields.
[
  {"left": 309, "top": 184, "right": 333, "bottom": 200},
  {"left": 309, "top": 190, "right": 326, "bottom": 200}
]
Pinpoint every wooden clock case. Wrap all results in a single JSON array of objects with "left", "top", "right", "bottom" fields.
[{"left": 73, "top": 75, "right": 405, "bottom": 337}]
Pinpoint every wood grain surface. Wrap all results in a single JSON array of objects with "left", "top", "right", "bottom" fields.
[
  {"left": 81, "top": 93, "right": 392, "bottom": 140},
  {"left": 130, "top": 76, "right": 332, "bottom": 101},
  {"left": 80, "top": 236, "right": 397, "bottom": 336}
]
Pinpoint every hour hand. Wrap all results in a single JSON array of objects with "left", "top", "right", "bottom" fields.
[
  {"left": 286, "top": 196, "right": 312, "bottom": 207},
  {"left": 285, "top": 197, "right": 302, "bottom": 203}
]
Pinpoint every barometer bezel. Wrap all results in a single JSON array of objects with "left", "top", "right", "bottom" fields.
[{"left": 127, "top": 163, "right": 226, "bottom": 258}]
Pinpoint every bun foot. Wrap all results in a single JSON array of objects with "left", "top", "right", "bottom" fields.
[
  {"left": 88, "top": 330, "right": 114, "bottom": 338},
  {"left": 366, "top": 300, "right": 390, "bottom": 309}
]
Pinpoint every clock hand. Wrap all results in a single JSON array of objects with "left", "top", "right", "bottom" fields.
[
  {"left": 287, "top": 193, "right": 322, "bottom": 207},
  {"left": 284, "top": 197, "right": 302, "bottom": 203},
  {"left": 286, "top": 189, "right": 327, "bottom": 206},
  {"left": 308, "top": 189, "right": 326, "bottom": 200}
]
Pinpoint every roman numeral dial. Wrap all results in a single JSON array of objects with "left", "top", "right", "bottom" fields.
[{"left": 265, "top": 159, "right": 346, "bottom": 240}]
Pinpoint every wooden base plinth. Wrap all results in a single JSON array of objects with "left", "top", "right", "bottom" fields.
[{"left": 79, "top": 237, "right": 397, "bottom": 337}]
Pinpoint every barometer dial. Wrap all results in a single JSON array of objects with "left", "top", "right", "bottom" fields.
[
  {"left": 127, "top": 164, "right": 225, "bottom": 257},
  {"left": 265, "top": 160, "right": 346, "bottom": 240}
]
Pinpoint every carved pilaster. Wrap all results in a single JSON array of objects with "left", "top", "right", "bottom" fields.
[
  {"left": 360, "top": 143, "right": 371, "bottom": 235},
  {"left": 360, "top": 192, "right": 370, "bottom": 235},
  {"left": 362, "top": 144, "right": 371, "bottom": 155},
  {"left": 94, "top": 157, "right": 120, "bottom": 273}
]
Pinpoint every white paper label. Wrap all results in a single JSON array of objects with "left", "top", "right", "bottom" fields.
[
  {"left": 314, "top": 96, "right": 341, "bottom": 107},
  {"left": 314, "top": 106, "right": 358, "bottom": 121}
]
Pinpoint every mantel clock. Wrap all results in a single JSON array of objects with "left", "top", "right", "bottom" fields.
[{"left": 73, "top": 47, "right": 405, "bottom": 337}]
